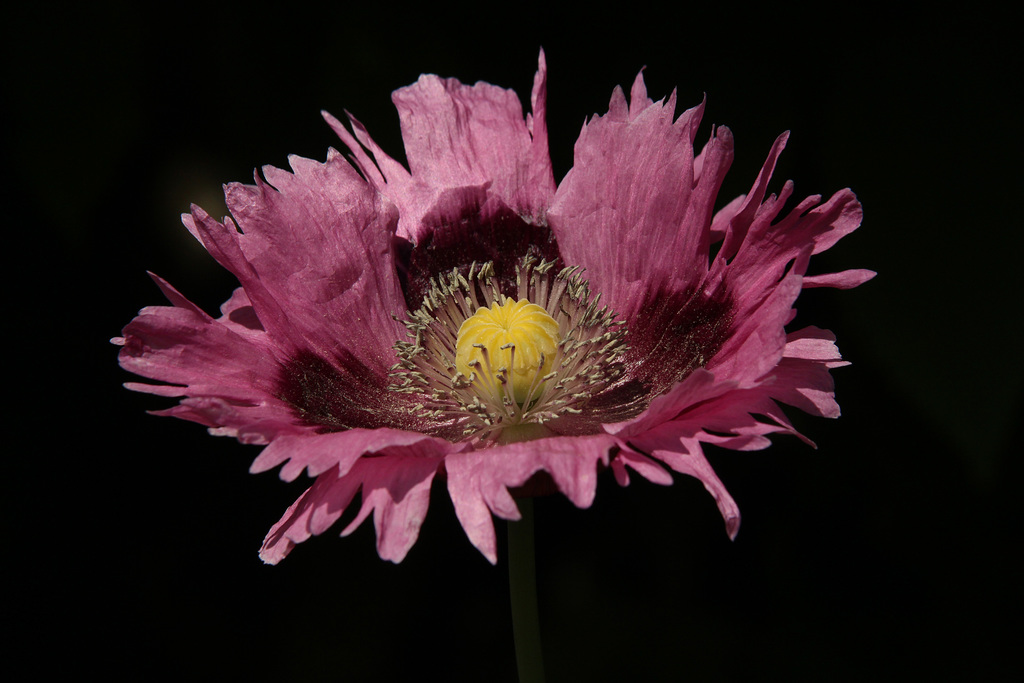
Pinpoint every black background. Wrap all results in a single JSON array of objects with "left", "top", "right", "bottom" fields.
[{"left": 7, "top": 4, "right": 1020, "bottom": 681}]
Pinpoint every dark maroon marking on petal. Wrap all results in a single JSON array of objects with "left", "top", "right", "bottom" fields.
[
  {"left": 548, "top": 287, "right": 733, "bottom": 433},
  {"left": 541, "top": 378, "right": 648, "bottom": 436},
  {"left": 277, "top": 349, "right": 412, "bottom": 433},
  {"left": 397, "top": 198, "right": 562, "bottom": 308},
  {"left": 626, "top": 285, "right": 734, "bottom": 395}
]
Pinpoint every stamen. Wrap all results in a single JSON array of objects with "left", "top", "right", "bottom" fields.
[{"left": 389, "top": 258, "right": 628, "bottom": 441}]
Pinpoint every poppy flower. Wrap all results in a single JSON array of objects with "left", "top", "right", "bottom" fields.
[{"left": 114, "top": 51, "right": 872, "bottom": 564}]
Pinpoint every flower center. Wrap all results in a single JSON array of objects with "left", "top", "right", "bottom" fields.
[
  {"left": 390, "top": 257, "right": 628, "bottom": 441},
  {"left": 455, "top": 299, "right": 559, "bottom": 406}
]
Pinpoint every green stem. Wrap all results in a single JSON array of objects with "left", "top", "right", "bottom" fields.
[{"left": 508, "top": 497, "right": 545, "bottom": 683}]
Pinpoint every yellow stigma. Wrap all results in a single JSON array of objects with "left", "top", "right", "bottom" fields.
[{"left": 455, "top": 298, "right": 559, "bottom": 405}]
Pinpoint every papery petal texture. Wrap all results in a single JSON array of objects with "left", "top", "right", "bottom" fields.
[
  {"left": 446, "top": 434, "right": 618, "bottom": 563},
  {"left": 116, "top": 52, "right": 871, "bottom": 564}
]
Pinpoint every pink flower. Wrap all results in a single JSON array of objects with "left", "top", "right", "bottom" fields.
[{"left": 114, "top": 52, "right": 873, "bottom": 565}]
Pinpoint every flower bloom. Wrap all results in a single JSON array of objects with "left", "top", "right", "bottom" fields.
[{"left": 115, "top": 52, "right": 873, "bottom": 564}]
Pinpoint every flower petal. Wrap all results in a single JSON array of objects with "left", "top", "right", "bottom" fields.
[
  {"left": 216, "top": 286, "right": 263, "bottom": 328},
  {"left": 259, "top": 463, "right": 362, "bottom": 565},
  {"left": 706, "top": 253, "right": 807, "bottom": 385},
  {"left": 549, "top": 72, "right": 734, "bottom": 321},
  {"left": 628, "top": 423, "right": 742, "bottom": 539},
  {"left": 391, "top": 51, "right": 555, "bottom": 233},
  {"left": 769, "top": 326, "right": 850, "bottom": 418},
  {"left": 340, "top": 454, "right": 443, "bottom": 563},
  {"left": 249, "top": 428, "right": 460, "bottom": 482},
  {"left": 606, "top": 369, "right": 739, "bottom": 439},
  {"left": 329, "top": 51, "right": 555, "bottom": 245},
  {"left": 152, "top": 397, "right": 309, "bottom": 445},
  {"left": 445, "top": 434, "right": 618, "bottom": 563},
  {"left": 115, "top": 279, "right": 308, "bottom": 444},
  {"left": 803, "top": 268, "right": 877, "bottom": 289},
  {"left": 186, "top": 148, "right": 407, "bottom": 370},
  {"left": 710, "top": 179, "right": 864, "bottom": 302},
  {"left": 260, "top": 447, "right": 447, "bottom": 565},
  {"left": 714, "top": 132, "right": 790, "bottom": 265},
  {"left": 611, "top": 447, "right": 674, "bottom": 487}
]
